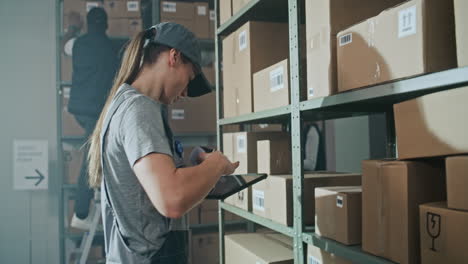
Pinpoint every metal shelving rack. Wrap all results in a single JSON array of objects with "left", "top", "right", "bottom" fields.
[{"left": 214, "top": 1, "right": 468, "bottom": 264}]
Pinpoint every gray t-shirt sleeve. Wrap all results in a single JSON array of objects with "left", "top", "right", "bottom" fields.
[{"left": 120, "top": 96, "right": 173, "bottom": 167}]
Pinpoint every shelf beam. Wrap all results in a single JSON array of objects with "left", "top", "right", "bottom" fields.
[
  {"left": 218, "top": 105, "right": 291, "bottom": 125},
  {"left": 303, "top": 233, "right": 397, "bottom": 264},
  {"left": 219, "top": 202, "right": 295, "bottom": 237}
]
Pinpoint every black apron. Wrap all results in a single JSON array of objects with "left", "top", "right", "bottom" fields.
[{"left": 100, "top": 87, "right": 188, "bottom": 264}]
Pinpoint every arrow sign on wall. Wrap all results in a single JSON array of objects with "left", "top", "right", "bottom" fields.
[{"left": 25, "top": 169, "right": 45, "bottom": 186}]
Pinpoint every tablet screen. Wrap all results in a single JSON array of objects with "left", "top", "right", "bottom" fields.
[{"left": 206, "top": 173, "right": 267, "bottom": 200}]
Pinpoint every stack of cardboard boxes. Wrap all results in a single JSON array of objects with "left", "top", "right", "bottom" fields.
[
  {"left": 160, "top": 1, "right": 212, "bottom": 39},
  {"left": 105, "top": 0, "right": 142, "bottom": 38}
]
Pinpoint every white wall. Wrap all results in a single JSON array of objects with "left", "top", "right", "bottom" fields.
[{"left": 0, "top": 0, "right": 60, "bottom": 263}]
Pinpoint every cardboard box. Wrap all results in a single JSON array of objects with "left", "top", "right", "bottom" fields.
[
  {"left": 219, "top": 0, "right": 231, "bottom": 25},
  {"left": 194, "top": 2, "right": 210, "bottom": 39},
  {"left": 225, "top": 233, "right": 293, "bottom": 264},
  {"left": 420, "top": 202, "right": 468, "bottom": 264},
  {"left": 63, "top": 146, "right": 84, "bottom": 184},
  {"left": 337, "top": 0, "right": 456, "bottom": 92},
  {"left": 454, "top": 0, "right": 468, "bottom": 67},
  {"left": 315, "top": 186, "right": 362, "bottom": 245},
  {"left": 253, "top": 59, "right": 289, "bottom": 112},
  {"left": 257, "top": 139, "right": 291, "bottom": 175},
  {"left": 225, "top": 188, "right": 251, "bottom": 212},
  {"left": 222, "top": 21, "right": 289, "bottom": 118},
  {"left": 446, "top": 156, "right": 468, "bottom": 211},
  {"left": 160, "top": 1, "right": 194, "bottom": 19},
  {"left": 305, "top": 0, "right": 404, "bottom": 99},
  {"left": 104, "top": 0, "right": 141, "bottom": 19},
  {"left": 362, "top": 160, "right": 446, "bottom": 264},
  {"left": 394, "top": 86, "right": 468, "bottom": 160},
  {"left": 252, "top": 172, "right": 361, "bottom": 226},
  {"left": 209, "top": 9, "right": 215, "bottom": 38},
  {"left": 107, "top": 18, "right": 142, "bottom": 38},
  {"left": 168, "top": 92, "right": 216, "bottom": 134},
  {"left": 307, "top": 244, "right": 352, "bottom": 264},
  {"left": 191, "top": 232, "right": 219, "bottom": 264},
  {"left": 223, "top": 131, "right": 289, "bottom": 174},
  {"left": 232, "top": 0, "right": 249, "bottom": 15},
  {"left": 63, "top": 0, "right": 103, "bottom": 17}
]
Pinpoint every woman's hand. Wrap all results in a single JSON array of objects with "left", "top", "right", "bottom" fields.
[{"left": 204, "top": 151, "right": 239, "bottom": 176}]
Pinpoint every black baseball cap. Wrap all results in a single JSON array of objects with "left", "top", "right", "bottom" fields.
[{"left": 146, "top": 22, "right": 213, "bottom": 97}]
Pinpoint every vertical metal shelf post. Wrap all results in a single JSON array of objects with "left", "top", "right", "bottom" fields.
[
  {"left": 56, "top": 0, "right": 66, "bottom": 263},
  {"left": 214, "top": 1, "right": 227, "bottom": 264},
  {"left": 288, "top": 0, "right": 305, "bottom": 263}
]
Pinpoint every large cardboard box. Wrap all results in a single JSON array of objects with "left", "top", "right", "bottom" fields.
[
  {"left": 160, "top": 1, "right": 199, "bottom": 37},
  {"left": 446, "top": 156, "right": 468, "bottom": 211},
  {"left": 222, "top": 131, "right": 289, "bottom": 174},
  {"left": 225, "top": 233, "right": 293, "bottom": 264},
  {"left": 104, "top": 0, "right": 141, "bottom": 19},
  {"left": 305, "top": 0, "right": 404, "bottom": 99},
  {"left": 337, "top": 0, "right": 456, "bottom": 92},
  {"left": 307, "top": 244, "right": 352, "bottom": 264},
  {"left": 191, "top": 232, "right": 219, "bottom": 264},
  {"left": 219, "top": 0, "right": 231, "bottom": 25},
  {"left": 168, "top": 92, "right": 216, "bottom": 134},
  {"left": 253, "top": 59, "right": 289, "bottom": 112},
  {"left": 252, "top": 173, "right": 361, "bottom": 226},
  {"left": 107, "top": 18, "right": 142, "bottom": 38},
  {"left": 222, "top": 22, "right": 289, "bottom": 118},
  {"left": 362, "top": 160, "right": 446, "bottom": 264},
  {"left": 257, "top": 139, "right": 291, "bottom": 175},
  {"left": 315, "top": 186, "right": 362, "bottom": 245},
  {"left": 394, "top": 86, "right": 468, "bottom": 160},
  {"left": 454, "top": 0, "right": 468, "bottom": 67},
  {"left": 63, "top": 0, "right": 103, "bottom": 17},
  {"left": 194, "top": 2, "right": 210, "bottom": 39},
  {"left": 420, "top": 202, "right": 468, "bottom": 264},
  {"left": 223, "top": 131, "right": 289, "bottom": 211},
  {"left": 232, "top": 0, "right": 249, "bottom": 15}
]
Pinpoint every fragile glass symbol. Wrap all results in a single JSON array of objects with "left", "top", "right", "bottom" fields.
[{"left": 426, "top": 212, "right": 441, "bottom": 252}]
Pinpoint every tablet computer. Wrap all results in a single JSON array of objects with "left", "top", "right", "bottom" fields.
[{"left": 206, "top": 173, "right": 268, "bottom": 200}]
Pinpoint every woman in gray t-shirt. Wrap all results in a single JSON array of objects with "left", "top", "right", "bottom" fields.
[{"left": 85, "top": 23, "right": 239, "bottom": 264}]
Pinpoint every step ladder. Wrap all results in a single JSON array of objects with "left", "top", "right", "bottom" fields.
[{"left": 77, "top": 191, "right": 102, "bottom": 264}]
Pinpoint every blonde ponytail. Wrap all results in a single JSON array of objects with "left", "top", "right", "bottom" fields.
[{"left": 87, "top": 31, "right": 147, "bottom": 188}]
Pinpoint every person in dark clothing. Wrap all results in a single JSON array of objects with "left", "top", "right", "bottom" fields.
[{"left": 68, "top": 7, "right": 119, "bottom": 229}]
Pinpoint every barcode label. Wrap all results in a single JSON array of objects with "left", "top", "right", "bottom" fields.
[
  {"left": 127, "top": 1, "right": 139, "bottom": 12},
  {"left": 398, "top": 6, "right": 417, "bottom": 38},
  {"left": 253, "top": 189, "right": 265, "bottom": 212},
  {"left": 171, "top": 109, "right": 184, "bottom": 120},
  {"left": 309, "top": 256, "right": 322, "bottom": 264},
  {"left": 162, "top": 1, "right": 176, "bottom": 12},
  {"left": 197, "top": 6, "right": 207, "bottom": 16},
  {"left": 86, "top": 2, "right": 100, "bottom": 12},
  {"left": 236, "top": 134, "right": 246, "bottom": 153},
  {"left": 209, "top": 10, "right": 215, "bottom": 21},
  {"left": 258, "top": 124, "right": 268, "bottom": 129},
  {"left": 339, "top": 33, "right": 352, "bottom": 46},
  {"left": 336, "top": 195, "right": 344, "bottom": 208},
  {"left": 269, "top": 66, "right": 285, "bottom": 92},
  {"left": 238, "top": 30, "right": 247, "bottom": 51},
  {"left": 63, "top": 87, "right": 71, "bottom": 99}
]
